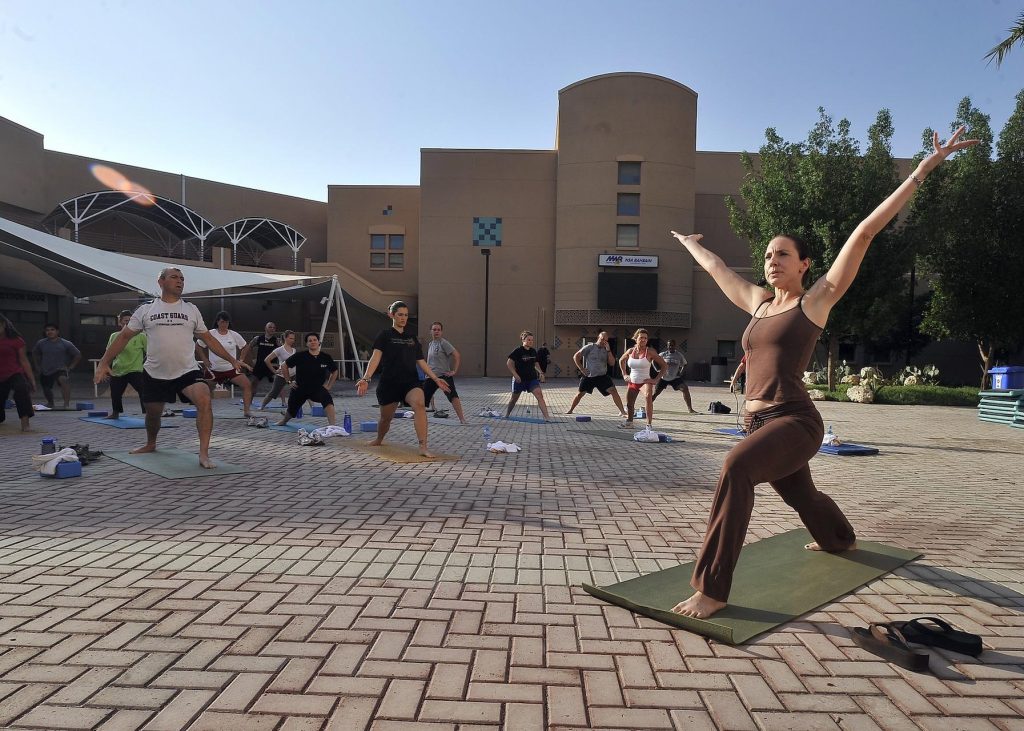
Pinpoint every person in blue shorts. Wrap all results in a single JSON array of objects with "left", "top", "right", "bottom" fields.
[{"left": 505, "top": 330, "right": 551, "bottom": 421}]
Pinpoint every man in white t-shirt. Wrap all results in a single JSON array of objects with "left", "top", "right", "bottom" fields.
[
  {"left": 195, "top": 311, "right": 254, "bottom": 417},
  {"left": 94, "top": 267, "right": 251, "bottom": 468},
  {"left": 652, "top": 339, "right": 697, "bottom": 413}
]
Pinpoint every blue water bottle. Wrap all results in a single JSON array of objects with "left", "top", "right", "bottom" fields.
[
  {"left": 40, "top": 436, "right": 57, "bottom": 455},
  {"left": 343, "top": 411, "right": 352, "bottom": 433},
  {"left": 483, "top": 425, "right": 492, "bottom": 448}
]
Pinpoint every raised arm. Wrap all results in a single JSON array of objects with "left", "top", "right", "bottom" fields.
[
  {"left": 671, "top": 232, "right": 767, "bottom": 314},
  {"left": 805, "top": 126, "right": 979, "bottom": 320}
]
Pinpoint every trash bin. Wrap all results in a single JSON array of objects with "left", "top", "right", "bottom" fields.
[
  {"left": 988, "top": 366, "right": 1024, "bottom": 390},
  {"left": 710, "top": 356, "right": 728, "bottom": 384}
]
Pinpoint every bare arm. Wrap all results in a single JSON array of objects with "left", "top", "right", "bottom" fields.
[
  {"left": 671, "top": 232, "right": 767, "bottom": 314},
  {"left": 573, "top": 348, "right": 586, "bottom": 375},
  {"left": 417, "top": 359, "right": 451, "bottom": 393},
  {"left": 618, "top": 352, "right": 630, "bottom": 380},
  {"left": 94, "top": 327, "right": 142, "bottom": 383},
  {"left": 506, "top": 358, "right": 519, "bottom": 381},
  {"left": 650, "top": 351, "right": 668, "bottom": 383},
  {"left": 325, "top": 366, "right": 338, "bottom": 391},
  {"left": 805, "top": 126, "right": 979, "bottom": 323},
  {"left": 264, "top": 352, "right": 278, "bottom": 369},
  {"left": 68, "top": 344, "right": 82, "bottom": 371},
  {"left": 355, "top": 350, "right": 383, "bottom": 396},
  {"left": 450, "top": 348, "right": 461, "bottom": 376}
]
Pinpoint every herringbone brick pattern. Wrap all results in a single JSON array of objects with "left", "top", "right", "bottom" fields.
[{"left": 0, "top": 379, "right": 1021, "bottom": 729}]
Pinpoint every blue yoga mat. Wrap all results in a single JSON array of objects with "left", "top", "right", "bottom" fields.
[
  {"left": 819, "top": 443, "right": 879, "bottom": 456},
  {"left": 79, "top": 416, "right": 179, "bottom": 429},
  {"left": 714, "top": 427, "right": 878, "bottom": 455}
]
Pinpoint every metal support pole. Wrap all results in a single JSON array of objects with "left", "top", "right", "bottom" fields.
[
  {"left": 482, "top": 249, "right": 491, "bottom": 377},
  {"left": 333, "top": 276, "right": 362, "bottom": 378},
  {"left": 318, "top": 277, "right": 335, "bottom": 343}
]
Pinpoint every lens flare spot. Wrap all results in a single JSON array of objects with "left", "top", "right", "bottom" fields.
[{"left": 90, "top": 163, "right": 156, "bottom": 206}]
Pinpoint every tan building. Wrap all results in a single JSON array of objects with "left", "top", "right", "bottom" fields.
[{"left": 10, "top": 71, "right": 972, "bottom": 381}]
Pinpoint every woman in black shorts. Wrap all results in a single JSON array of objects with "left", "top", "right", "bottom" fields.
[{"left": 356, "top": 301, "right": 450, "bottom": 457}]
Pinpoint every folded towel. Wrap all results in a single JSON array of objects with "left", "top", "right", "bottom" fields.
[
  {"left": 31, "top": 447, "right": 80, "bottom": 475},
  {"left": 633, "top": 427, "right": 662, "bottom": 443},
  {"left": 311, "top": 425, "right": 350, "bottom": 438},
  {"left": 486, "top": 440, "right": 522, "bottom": 453},
  {"left": 478, "top": 408, "right": 502, "bottom": 418}
]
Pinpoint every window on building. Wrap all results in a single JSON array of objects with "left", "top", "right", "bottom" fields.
[
  {"left": 717, "top": 340, "right": 736, "bottom": 359},
  {"left": 370, "top": 234, "right": 405, "bottom": 270},
  {"left": 618, "top": 161, "right": 641, "bottom": 185},
  {"left": 617, "top": 193, "right": 640, "bottom": 216},
  {"left": 616, "top": 224, "right": 639, "bottom": 249}
]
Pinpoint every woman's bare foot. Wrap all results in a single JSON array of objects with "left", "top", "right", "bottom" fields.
[
  {"left": 419, "top": 443, "right": 434, "bottom": 458},
  {"left": 805, "top": 541, "right": 858, "bottom": 552},
  {"left": 368, "top": 439, "right": 383, "bottom": 446},
  {"left": 102, "top": 413, "right": 120, "bottom": 420},
  {"left": 672, "top": 591, "right": 727, "bottom": 619},
  {"left": 276, "top": 419, "right": 288, "bottom": 426},
  {"left": 130, "top": 443, "right": 157, "bottom": 455},
  {"left": 199, "top": 455, "right": 215, "bottom": 469}
]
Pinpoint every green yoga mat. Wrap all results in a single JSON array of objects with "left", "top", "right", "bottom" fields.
[
  {"left": 582, "top": 528, "right": 921, "bottom": 644},
  {"left": 105, "top": 448, "right": 249, "bottom": 479},
  {"left": 568, "top": 428, "right": 682, "bottom": 444}
]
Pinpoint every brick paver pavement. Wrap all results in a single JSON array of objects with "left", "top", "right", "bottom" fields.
[{"left": 0, "top": 379, "right": 1021, "bottom": 730}]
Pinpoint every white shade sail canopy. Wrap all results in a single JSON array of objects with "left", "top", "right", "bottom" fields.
[{"left": 0, "top": 216, "right": 309, "bottom": 297}]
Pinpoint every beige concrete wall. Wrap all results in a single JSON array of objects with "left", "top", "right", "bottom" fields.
[
  {"left": 327, "top": 186, "right": 420, "bottom": 302},
  {"left": 419, "top": 149, "right": 557, "bottom": 376},
  {"left": 0, "top": 117, "right": 47, "bottom": 213}
]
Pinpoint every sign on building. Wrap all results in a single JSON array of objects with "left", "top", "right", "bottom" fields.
[{"left": 598, "top": 254, "right": 658, "bottom": 268}]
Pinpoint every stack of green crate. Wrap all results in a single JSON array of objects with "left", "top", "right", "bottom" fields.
[{"left": 977, "top": 389, "right": 1024, "bottom": 426}]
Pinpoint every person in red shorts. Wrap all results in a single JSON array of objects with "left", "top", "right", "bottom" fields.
[{"left": 196, "top": 311, "right": 254, "bottom": 418}]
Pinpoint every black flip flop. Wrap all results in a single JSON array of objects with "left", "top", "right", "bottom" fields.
[
  {"left": 890, "top": 616, "right": 983, "bottom": 657},
  {"left": 851, "top": 623, "right": 930, "bottom": 671}
]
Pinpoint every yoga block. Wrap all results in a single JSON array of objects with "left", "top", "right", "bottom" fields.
[
  {"left": 311, "top": 405, "right": 325, "bottom": 417},
  {"left": 182, "top": 408, "right": 197, "bottom": 418},
  {"left": 75, "top": 402, "right": 95, "bottom": 411},
  {"left": 88, "top": 410, "right": 108, "bottom": 417},
  {"left": 360, "top": 420, "right": 377, "bottom": 432},
  {"left": 41, "top": 461, "right": 82, "bottom": 479},
  {"left": 575, "top": 415, "right": 591, "bottom": 422}
]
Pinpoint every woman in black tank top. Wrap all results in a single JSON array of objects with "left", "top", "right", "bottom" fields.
[{"left": 666, "top": 127, "right": 978, "bottom": 619}]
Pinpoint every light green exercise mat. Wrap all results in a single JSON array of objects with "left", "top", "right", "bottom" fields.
[
  {"left": 582, "top": 528, "right": 921, "bottom": 644},
  {"left": 105, "top": 448, "right": 249, "bottom": 479}
]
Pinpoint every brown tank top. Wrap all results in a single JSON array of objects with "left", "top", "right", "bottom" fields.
[{"left": 740, "top": 296, "right": 821, "bottom": 403}]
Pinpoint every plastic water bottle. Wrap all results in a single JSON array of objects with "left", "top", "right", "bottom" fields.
[
  {"left": 40, "top": 436, "right": 57, "bottom": 455},
  {"left": 827, "top": 425, "right": 834, "bottom": 438},
  {"left": 343, "top": 411, "right": 352, "bottom": 434},
  {"left": 483, "top": 425, "right": 492, "bottom": 447}
]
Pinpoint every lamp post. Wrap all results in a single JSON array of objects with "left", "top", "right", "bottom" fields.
[{"left": 481, "top": 248, "right": 491, "bottom": 376}]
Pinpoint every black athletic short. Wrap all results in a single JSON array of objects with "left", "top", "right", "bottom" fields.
[
  {"left": 377, "top": 379, "right": 422, "bottom": 407},
  {"left": 40, "top": 371, "right": 68, "bottom": 389},
  {"left": 142, "top": 369, "right": 203, "bottom": 404},
  {"left": 287, "top": 386, "right": 333, "bottom": 417},
  {"left": 654, "top": 375, "right": 688, "bottom": 395},
  {"left": 250, "top": 363, "right": 275, "bottom": 383},
  {"left": 422, "top": 375, "right": 458, "bottom": 404},
  {"left": 578, "top": 374, "right": 614, "bottom": 396}
]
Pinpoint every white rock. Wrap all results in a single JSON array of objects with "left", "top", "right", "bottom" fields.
[
  {"left": 846, "top": 385, "right": 875, "bottom": 403},
  {"left": 903, "top": 375, "right": 919, "bottom": 386},
  {"left": 840, "top": 374, "right": 861, "bottom": 385},
  {"left": 807, "top": 389, "right": 827, "bottom": 401}
]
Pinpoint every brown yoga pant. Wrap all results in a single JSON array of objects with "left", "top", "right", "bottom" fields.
[{"left": 690, "top": 400, "right": 856, "bottom": 602}]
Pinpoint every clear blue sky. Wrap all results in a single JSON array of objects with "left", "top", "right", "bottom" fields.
[{"left": 2, "top": 0, "right": 1020, "bottom": 202}]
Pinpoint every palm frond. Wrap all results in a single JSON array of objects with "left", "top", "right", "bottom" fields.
[{"left": 985, "top": 12, "right": 1024, "bottom": 66}]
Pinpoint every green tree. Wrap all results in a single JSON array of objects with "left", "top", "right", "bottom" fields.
[
  {"left": 906, "top": 94, "right": 1024, "bottom": 388},
  {"left": 725, "top": 109, "right": 910, "bottom": 389},
  {"left": 985, "top": 11, "right": 1024, "bottom": 66}
]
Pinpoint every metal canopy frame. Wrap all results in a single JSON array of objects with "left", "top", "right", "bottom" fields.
[
  {"left": 207, "top": 218, "right": 307, "bottom": 270},
  {"left": 42, "top": 191, "right": 216, "bottom": 260}
]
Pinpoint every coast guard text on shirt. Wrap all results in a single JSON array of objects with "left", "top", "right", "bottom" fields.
[{"left": 148, "top": 311, "right": 193, "bottom": 324}]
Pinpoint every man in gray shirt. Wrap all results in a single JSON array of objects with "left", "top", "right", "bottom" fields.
[
  {"left": 420, "top": 321, "right": 468, "bottom": 424},
  {"left": 32, "top": 323, "right": 81, "bottom": 409},
  {"left": 653, "top": 339, "right": 697, "bottom": 413},
  {"left": 566, "top": 331, "right": 627, "bottom": 417}
]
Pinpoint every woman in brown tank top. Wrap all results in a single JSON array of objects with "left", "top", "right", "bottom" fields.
[{"left": 667, "top": 126, "right": 978, "bottom": 619}]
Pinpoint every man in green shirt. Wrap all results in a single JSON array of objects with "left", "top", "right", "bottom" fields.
[{"left": 102, "top": 309, "right": 147, "bottom": 418}]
